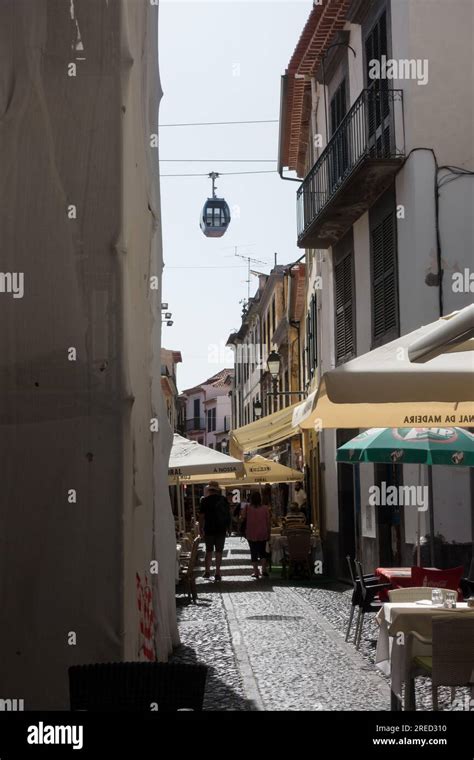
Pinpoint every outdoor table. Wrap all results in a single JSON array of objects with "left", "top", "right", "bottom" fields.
[
  {"left": 375, "top": 567, "right": 439, "bottom": 601},
  {"left": 176, "top": 544, "right": 182, "bottom": 582},
  {"left": 375, "top": 601, "right": 473, "bottom": 710},
  {"left": 269, "top": 534, "right": 322, "bottom": 570}
]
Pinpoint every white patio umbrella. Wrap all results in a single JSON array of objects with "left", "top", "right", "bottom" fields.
[
  {"left": 217, "top": 454, "right": 304, "bottom": 487},
  {"left": 168, "top": 435, "right": 245, "bottom": 531}
]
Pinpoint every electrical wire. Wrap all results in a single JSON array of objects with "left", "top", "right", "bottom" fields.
[
  {"left": 161, "top": 169, "right": 278, "bottom": 177},
  {"left": 160, "top": 159, "right": 276, "bottom": 162},
  {"left": 159, "top": 119, "right": 278, "bottom": 127},
  {"left": 166, "top": 265, "right": 247, "bottom": 269}
]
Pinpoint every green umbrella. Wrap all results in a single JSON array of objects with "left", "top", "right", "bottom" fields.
[
  {"left": 337, "top": 427, "right": 474, "bottom": 466},
  {"left": 337, "top": 427, "right": 474, "bottom": 566}
]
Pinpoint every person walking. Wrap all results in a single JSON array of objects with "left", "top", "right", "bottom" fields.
[
  {"left": 199, "top": 481, "right": 231, "bottom": 581},
  {"left": 242, "top": 491, "right": 271, "bottom": 579}
]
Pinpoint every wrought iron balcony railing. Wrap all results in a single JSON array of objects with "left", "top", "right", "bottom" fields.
[
  {"left": 185, "top": 417, "right": 206, "bottom": 431},
  {"left": 297, "top": 88, "right": 404, "bottom": 245}
]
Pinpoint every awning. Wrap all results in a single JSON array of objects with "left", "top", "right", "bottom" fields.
[
  {"left": 229, "top": 402, "right": 301, "bottom": 458},
  {"left": 294, "top": 307, "right": 474, "bottom": 430}
]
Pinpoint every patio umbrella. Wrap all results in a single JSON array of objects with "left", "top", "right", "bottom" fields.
[
  {"left": 216, "top": 454, "right": 304, "bottom": 487},
  {"left": 337, "top": 427, "right": 474, "bottom": 565},
  {"left": 336, "top": 427, "right": 474, "bottom": 466},
  {"left": 168, "top": 434, "right": 245, "bottom": 531}
]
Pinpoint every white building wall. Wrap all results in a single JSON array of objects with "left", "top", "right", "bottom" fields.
[
  {"left": 299, "top": 0, "right": 473, "bottom": 566},
  {"left": 390, "top": 0, "right": 474, "bottom": 168}
]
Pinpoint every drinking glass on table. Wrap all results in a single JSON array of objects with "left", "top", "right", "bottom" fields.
[
  {"left": 444, "top": 590, "right": 457, "bottom": 609},
  {"left": 431, "top": 588, "right": 443, "bottom": 606}
]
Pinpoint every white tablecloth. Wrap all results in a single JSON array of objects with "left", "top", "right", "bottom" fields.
[
  {"left": 176, "top": 544, "right": 182, "bottom": 582},
  {"left": 269, "top": 534, "right": 322, "bottom": 569},
  {"left": 375, "top": 602, "right": 473, "bottom": 700}
]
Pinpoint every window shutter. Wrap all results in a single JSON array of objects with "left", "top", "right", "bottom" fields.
[
  {"left": 372, "top": 209, "right": 398, "bottom": 341},
  {"left": 335, "top": 253, "right": 354, "bottom": 363}
]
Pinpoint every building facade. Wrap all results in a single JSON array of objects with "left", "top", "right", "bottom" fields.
[
  {"left": 227, "top": 264, "right": 307, "bottom": 508},
  {"left": 278, "top": 0, "right": 474, "bottom": 576},
  {"left": 161, "top": 348, "right": 182, "bottom": 432},
  {"left": 180, "top": 369, "right": 233, "bottom": 451}
]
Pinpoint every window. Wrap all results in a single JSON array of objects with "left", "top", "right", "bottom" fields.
[
  {"left": 207, "top": 407, "right": 216, "bottom": 432},
  {"left": 216, "top": 442, "right": 222, "bottom": 452},
  {"left": 330, "top": 79, "right": 349, "bottom": 185},
  {"left": 365, "top": 9, "right": 391, "bottom": 157},
  {"left": 306, "top": 293, "right": 318, "bottom": 379},
  {"left": 334, "top": 233, "right": 355, "bottom": 364},
  {"left": 193, "top": 398, "right": 200, "bottom": 418},
  {"left": 208, "top": 443, "right": 214, "bottom": 449},
  {"left": 271, "top": 296, "right": 276, "bottom": 335},
  {"left": 370, "top": 187, "right": 399, "bottom": 346}
]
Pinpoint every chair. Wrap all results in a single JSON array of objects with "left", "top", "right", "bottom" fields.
[
  {"left": 388, "top": 587, "right": 454, "bottom": 603},
  {"left": 176, "top": 536, "right": 201, "bottom": 603},
  {"left": 69, "top": 662, "right": 208, "bottom": 711},
  {"left": 284, "top": 531, "right": 312, "bottom": 579},
  {"left": 460, "top": 558, "right": 474, "bottom": 599},
  {"left": 354, "top": 560, "right": 391, "bottom": 650},
  {"left": 411, "top": 565, "right": 464, "bottom": 595},
  {"left": 405, "top": 616, "right": 474, "bottom": 710},
  {"left": 345, "top": 556, "right": 380, "bottom": 642}
]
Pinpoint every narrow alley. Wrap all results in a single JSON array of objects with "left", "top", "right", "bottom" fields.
[{"left": 172, "top": 538, "right": 392, "bottom": 711}]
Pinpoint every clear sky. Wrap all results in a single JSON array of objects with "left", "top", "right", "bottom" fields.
[{"left": 159, "top": 0, "right": 312, "bottom": 391}]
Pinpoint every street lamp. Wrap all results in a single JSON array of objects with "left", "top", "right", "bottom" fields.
[
  {"left": 253, "top": 398, "right": 262, "bottom": 420},
  {"left": 267, "top": 350, "right": 281, "bottom": 380},
  {"left": 265, "top": 349, "right": 305, "bottom": 399}
]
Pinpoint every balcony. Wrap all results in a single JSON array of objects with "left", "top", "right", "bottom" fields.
[
  {"left": 185, "top": 417, "right": 206, "bottom": 432},
  {"left": 297, "top": 88, "right": 405, "bottom": 249}
]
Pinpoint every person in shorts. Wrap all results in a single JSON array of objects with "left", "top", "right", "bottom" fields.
[
  {"left": 198, "top": 481, "right": 231, "bottom": 581},
  {"left": 241, "top": 491, "right": 271, "bottom": 579}
]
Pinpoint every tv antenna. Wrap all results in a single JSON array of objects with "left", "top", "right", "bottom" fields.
[{"left": 233, "top": 247, "right": 268, "bottom": 301}]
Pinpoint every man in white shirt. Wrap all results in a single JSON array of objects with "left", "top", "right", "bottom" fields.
[{"left": 293, "top": 482, "right": 307, "bottom": 520}]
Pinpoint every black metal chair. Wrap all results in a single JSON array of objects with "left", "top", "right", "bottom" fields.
[
  {"left": 460, "top": 557, "right": 474, "bottom": 599},
  {"left": 345, "top": 556, "right": 379, "bottom": 642},
  {"left": 354, "top": 560, "right": 391, "bottom": 650},
  {"left": 69, "top": 662, "right": 208, "bottom": 711}
]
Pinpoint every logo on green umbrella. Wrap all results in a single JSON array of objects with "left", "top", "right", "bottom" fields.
[{"left": 393, "top": 427, "right": 459, "bottom": 444}]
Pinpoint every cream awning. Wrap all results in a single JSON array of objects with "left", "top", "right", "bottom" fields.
[
  {"left": 293, "top": 307, "right": 474, "bottom": 430},
  {"left": 229, "top": 401, "right": 301, "bottom": 457}
]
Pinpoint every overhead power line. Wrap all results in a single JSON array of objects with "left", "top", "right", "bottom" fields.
[
  {"left": 161, "top": 169, "right": 278, "bottom": 177},
  {"left": 159, "top": 119, "right": 278, "bottom": 127},
  {"left": 160, "top": 159, "right": 276, "bottom": 163}
]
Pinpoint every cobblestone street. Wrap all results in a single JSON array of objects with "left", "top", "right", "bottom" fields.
[{"left": 171, "top": 537, "right": 392, "bottom": 711}]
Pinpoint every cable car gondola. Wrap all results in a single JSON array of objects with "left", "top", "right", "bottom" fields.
[{"left": 200, "top": 172, "right": 231, "bottom": 238}]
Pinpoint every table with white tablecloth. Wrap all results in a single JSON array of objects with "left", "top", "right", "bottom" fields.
[
  {"left": 268, "top": 534, "right": 323, "bottom": 571},
  {"left": 375, "top": 602, "right": 473, "bottom": 709},
  {"left": 175, "top": 544, "right": 182, "bottom": 582}
]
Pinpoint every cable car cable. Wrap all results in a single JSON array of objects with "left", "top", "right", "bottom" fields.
[
  {"left": 159, "top": 119, "right": 278, "bottom": 127},
  {"left": 160, "top": 159, "right": 276, "bottom": 162},
  {"left": 161, "top": 170, "right": 277, "bottom": 177}
]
